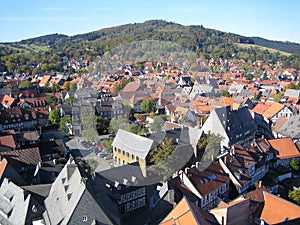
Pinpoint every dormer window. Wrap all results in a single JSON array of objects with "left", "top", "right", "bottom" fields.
[{"left": 82, "top": 216, "right": 88, "bottom": 222}]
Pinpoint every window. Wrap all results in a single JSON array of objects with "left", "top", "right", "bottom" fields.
[
  {"left": 122, "top": 150, "right": 125, "bottom": 156},
  {"left": 82, "top": 216, "right": 88, "bottom": 222}
]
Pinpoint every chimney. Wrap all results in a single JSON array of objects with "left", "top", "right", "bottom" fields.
[
  {"left": 184, "top": 167, "right": 189, "bottom": 174},
  {"left": 224, "top": 156, "right": 227, "bottom": 164},
  {"left": 258, "top": 180, "right": 262, "bottom": 188},
  {"left": 196, "top": 162, "right": 201, "bottom": 170}
]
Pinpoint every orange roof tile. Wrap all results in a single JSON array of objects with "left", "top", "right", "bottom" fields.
[
  {"left": 268, "top": 138, "right": 300, "bottom": 159},
  {"left": 0, "top": 95, "right": 16, "bottom": 107},
  {"left": 260, "top": 191, "right": 300, "bottom": 224},
  {"left": 122, "top": 82, "right": 140, "bottom": 92},
  {"left": 39, "top": 75, "right": 51, "bottom": 85},
  {"left": 217, "top": 97, "right": 235, "bottom": 106},
  {"left": 160, "top": 197, "right": 211, "bottom": 225},
  {"left": 0, "top": 135, "right": 16, "bottom": 149},
  {"left": 262, "top": 102, "right": 284, "bottom": 119},
  {"left": 0, "top": 158, "right": 8, "bottom": 178}
]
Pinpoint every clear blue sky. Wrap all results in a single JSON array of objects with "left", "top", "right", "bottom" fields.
[{"left": 1, "top": 0, "right": 300, "bottom": 43}]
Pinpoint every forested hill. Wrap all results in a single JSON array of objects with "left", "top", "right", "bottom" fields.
[
  {"left": 1, "top": 20, "right": 300, "bottom": 73},
  {"left": 8, "top": 20, "right": 300, "bottom": 55},
  {"left": 251, "top": 37, "right": 300, "bottom": 55}
]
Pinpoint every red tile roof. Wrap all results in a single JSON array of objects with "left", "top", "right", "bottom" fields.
[
  {"left": 160, "top": 197, "right": 211, "bottom": 225},
  {"left": 262, "top": 102, "right": 284, "bottom": 119},
  {"left": 260, "top": 191, "right": 300, "bottom": 224},
  {"left": 0, "top": 147, "right": 41, "bottom": 168},
  {"left": 187, "top": 161, "right": 230, "bottom": 197},
  {"left": 0, "top": 135, "right": 16, "bottom": 149},
  {"left": 268, "top": 138, "right": 300, "bottom": 159},
  {"left": 0, "top": 158, "right": 8, "bottom": 178}
]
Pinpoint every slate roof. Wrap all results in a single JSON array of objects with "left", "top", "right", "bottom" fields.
[
  {"left": 0, "top": 158, "right": 27, "bottom": 186},
  {"left": 277, "top": 114, "right": 300, "bottom": 139},
  {"left": 0, "top": 178, "right": 30, "bottom": 225},
  {"left": 215, "top": 106, "right": 257, "bottom": 145},
  {"left": 43, "top": 159, "right": 86, "bottom": 225},
  {"left": 112, "top": 129, "right": 158, "bottom": 159},
  {"left": 284, "top": 89, "right": 300, "bottom": 98}
]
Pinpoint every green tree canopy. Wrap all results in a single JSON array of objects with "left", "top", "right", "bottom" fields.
[
  {"left": 290, "top": 158, "right": 299, "bottom": 171},
  {"left": 47, "top": 95, "right": 59, "bottom": 104},
  {"left": 150, "top": 115, "right": 167, "bottom": 133},
  {"left": 60, "top": 115, "right": 72, "bottom": 134},
  {"left": 109, "top": 118, "right": 143, "bottom": 135},
  {"left": 51, "top": 83, "right": 60, "bottom": 93},
  {"left": 18, "top": 80, "right": 31, "bottom": 88},
  {"left": 288, "top": 187, "right": 300, "bottom": 205},
  {"left": 273, "top": 93, "right": 282, "bottom": 103},
  {"left": 70, "top": 82, "right": 77, "bottom": 91},
  {"left": 149, "top": 138, "right": 177, "bottom": 181},
  {"left": 102, "top": 139, "right": 113, "bottom": 154},
  {"left": 140, "top": 98, "right": 156, "bottom": 113},
  {"left": 197, "top": 132, "right": 223, "bottom": 161},
  {"left": 48, "top": 109, "right": 60, "bottom": 125}
]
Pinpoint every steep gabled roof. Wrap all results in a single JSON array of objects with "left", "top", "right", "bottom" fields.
[
  {"left": 0, "top": 178, "right": 31, "bottom": 225},
  {"left": 39, "top": 75, "right": 52, "bottom": 86},
  {"left": 262, "top": 102, "right": 285, "bottom": 119},
  {"left": 278, "top": 114, "right": 300, "bottom": 139},
  {"left": 260, "top": 191, "right": 300, "bottom": 224},
  {"left": 187, "top": 161, "right": 230, "bottom": 197},
  {"left": 112, "top": 129, "right": 158, "bottom": 159},
  {"left": 44, "top": 159, "right": 86, "bottom": 225},
  {"left": 0, "top": 159, "right": 27, "bottom": 186},
  {"left": 160, "top": 196, "right": 212, "bottom": 225}
]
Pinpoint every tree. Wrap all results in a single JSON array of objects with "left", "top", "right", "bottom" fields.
[
  {"left": 149, "top": 138, "right": 177, "bottom": 181},
  {"left": 51, "top": 83, "right": 60, "bottom": 93},
  {"left": 64, "top": 96, "right": 74, "bottom": 104},
  {"left": 222, "top": 90, "right": 231, "bottom": 97},
  {"left": 82, "top": 129, "right": 98, "bottom": 142},
  {"left": 70, "top": 82, "right": 77, "bottom": 91},
  {"left": 48, "top": 109, "right": 60, "bottom": 125},
  {"left": 197, "top": 132, "right": 223, "bottom": 162},
  {"left": 140, "top": 98, "right": 156, "bottom": 113},
  {"left": 290, "top": 158, "right": 300, "bottom": 171},
  {"left": 96, "top": 116, "right": 109, "bottom": 134},
  {"left": 102, "top": 139, "right": 113, "bottom": 153},
  {"left": 80, "top": 107, "right": 98, "bottom": 142},
  {"left": 150, "top": 115, "right": 167, "bottom": 133},
  {"left": 60, "top": 115, "right": 72, "bottom": 134},
  {"left": 47, "top": 95, "right": 59, "bottom": 105},
  {"left": 18, "top": 80, "right": 31, "bottom": 88},
  {"left": 273, "top": 93, "right": 282, "bottom": 103},
  {"left": 288, "top": 187, "right": 300, "bottom": 205}
]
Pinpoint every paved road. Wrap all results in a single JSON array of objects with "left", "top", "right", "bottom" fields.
[{"left": 65, "top": 136, "right": 114, "bottom": 172}]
